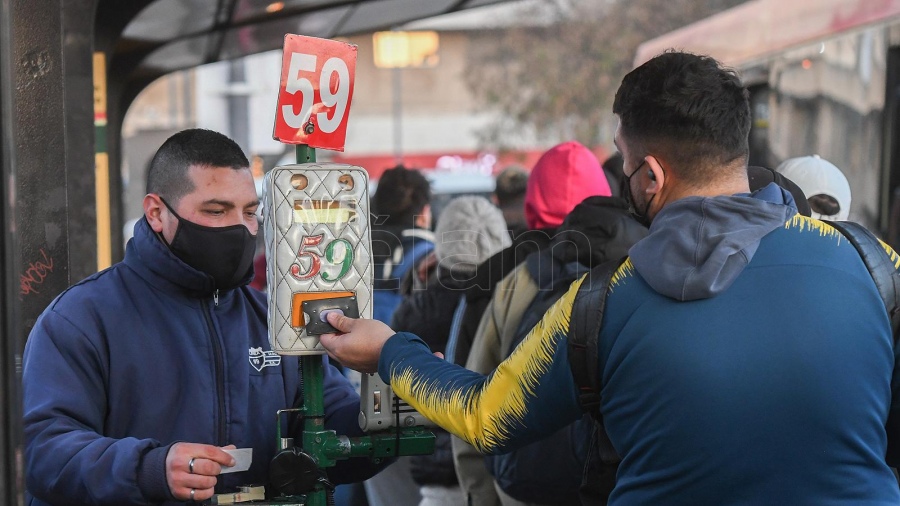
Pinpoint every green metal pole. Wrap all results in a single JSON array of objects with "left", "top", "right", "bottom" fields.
[
  {"left": 301, "top": 356, "right": 325, "bottom": 429},
  {"left": 297, "top": 144, "right": 316, "bottom": 163},
  {"left": 301, "top": 355, "right": 326, "bottom": 506},
  {"left": 296, "top": 144, "right": 326, "bottom": 506},
  {"left": 281, "top": 144, "right": 433, "bottom": 506}
]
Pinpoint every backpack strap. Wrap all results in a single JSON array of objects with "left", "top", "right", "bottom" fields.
[
  {"left": 443, "top": 295, "right": 467, "bottom": 364},
  {"left": 825, "top": 220, "right": 900, "bottom": 343},
  {"left": 566, "top": 257, "right": 625, "bottom": 419},
  {"left": 392, "top": 239, "right": 435, "bottom": 283}
]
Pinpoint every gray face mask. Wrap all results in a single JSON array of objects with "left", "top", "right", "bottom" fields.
[{"left": 161, "top": 198, "right": 256, "bottom": 290}]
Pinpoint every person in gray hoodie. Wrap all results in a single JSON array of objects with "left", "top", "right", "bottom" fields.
[
  {"left": 392, "top": 196, "right": 511, "bottom": 506},
  {"left": 320, "top": 51, "right": 900, "bottom": 505}
]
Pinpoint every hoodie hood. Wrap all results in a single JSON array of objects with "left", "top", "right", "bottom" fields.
[
  {"left": 628, "top": 182, "right": 797, "bottom": 301},
  {"left": 549, "top": 196, "right": 648, "bottom": 267},
  {"left": 435, "top": 196, "right": 511, "bottom": 275},
  {"left": 524, "top": 141, "right": 612, "bottom": 230}
]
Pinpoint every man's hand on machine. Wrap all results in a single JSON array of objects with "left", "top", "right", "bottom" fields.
[
  {"left": 165, "top": 442, "right": 236, "bottom": 502},
  {"left": 320, "top": 313, "right": 444, "bottom": 374},
  {"left": 320, "top": 313, "right": 395, "bottom": 373}
]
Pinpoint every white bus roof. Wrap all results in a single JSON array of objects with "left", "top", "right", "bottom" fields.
[{"left": 634, "top": 0, "right": 900, "bottom": 69}]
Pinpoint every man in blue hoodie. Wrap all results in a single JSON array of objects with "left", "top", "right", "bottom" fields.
[
  {"left": 22, "top": 129, "right": 382, "bottom": 505},
  {"left": 319, "top": 52, "right": 900, "bottom": 504}
]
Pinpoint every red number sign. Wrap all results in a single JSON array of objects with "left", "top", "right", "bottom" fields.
[{"left": 273, "top": 34, "right": 358, "bottom": 151}]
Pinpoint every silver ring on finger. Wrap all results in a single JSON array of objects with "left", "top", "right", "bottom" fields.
[
  {"left": 190, "top": 488, "right": 195, "bottom": 501},
  {"left": 189, "top": 457, "right": 196, "bottom": 474}
]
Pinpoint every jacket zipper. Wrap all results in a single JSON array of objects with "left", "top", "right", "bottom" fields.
[{"left": 203, "top": 295, "right": 226, "bottom": 447}]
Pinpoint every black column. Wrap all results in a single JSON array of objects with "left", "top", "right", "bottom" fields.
[
  {"left": 0, "top": 0, "right": 23, "bottom": 500},
  {"left": 10, "top": 0, "right": 70, "bottom": 341},
  {"left": 1, "top": 0, "right": 99, "bottom": 501},
  {"left": 62, "top": 1, "right": 99, "bottom": 282}
]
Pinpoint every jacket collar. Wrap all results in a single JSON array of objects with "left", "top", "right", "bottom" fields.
[{"left": 124, "top": 217, "right": 253, "bottom": 298}]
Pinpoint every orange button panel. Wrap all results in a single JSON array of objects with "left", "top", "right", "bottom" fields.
[{"left": 291, "top": 291, "right": 355, "bottom": 328}]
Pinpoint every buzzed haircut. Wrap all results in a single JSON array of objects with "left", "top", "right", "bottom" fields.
[
  {"left": 372, "top": 165, "right": 431, "bottom": 228},
  {"left": 494, "top": 166, "right": 529, "bottom": 206},
  {"left": 613, "top": 51, "right": 750, "bottom": 183},
  {"left": 146, "top": 128, "right": 249, "bottom": 204}
]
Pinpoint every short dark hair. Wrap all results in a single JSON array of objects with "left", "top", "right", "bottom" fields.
[
  {"left": 613, "top": 51, "right": 750, "bottom": 183},
  {"left": 146, "top": 129, "right": 249, "bottom": 203},
  {"left": 807, "top": 194, "right": 841, "bottom": 216},
  {"left": 494, "top": 166, "right": 529, "bottom": 206},
  {"left": 373, "top": 165, "right": 431, "bottom": 227}
]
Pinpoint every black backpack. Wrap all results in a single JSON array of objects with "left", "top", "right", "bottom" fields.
[
  {"left": 566, "top": 221, "right": 900, "bottom": 502},
  {"left": 485, "top": 259, "right": 592, "bottom": 506}
]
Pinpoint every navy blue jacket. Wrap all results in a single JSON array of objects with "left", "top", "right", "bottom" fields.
[
  {"left": 23, "top": 218, "right": 378, "bottom": 505},
  {"left": 376, "top": 185, "right": 900, "bottom": 505}
]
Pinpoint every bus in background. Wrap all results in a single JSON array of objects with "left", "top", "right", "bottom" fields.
[{"left": 635, "top": 0, "right": 900, "bottom": 244}]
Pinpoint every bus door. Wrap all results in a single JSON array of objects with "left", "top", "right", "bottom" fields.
[{"left": 881, "top": 47, "right": 900, "bottom": 247}]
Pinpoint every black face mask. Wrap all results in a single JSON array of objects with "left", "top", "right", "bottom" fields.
[
  {"left": 622, "top": 160, "right": 655, "bottom": 228},
  {"left": 160, "top": 198, "right": 256, "bottom": 291}
]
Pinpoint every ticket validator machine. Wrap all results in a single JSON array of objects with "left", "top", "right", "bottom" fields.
[
  {"left": 244, "top": 34, "right": 434, "bottom": 506},
  {"left": 257, "top": 147, "right": 435, "bottom": 506}
]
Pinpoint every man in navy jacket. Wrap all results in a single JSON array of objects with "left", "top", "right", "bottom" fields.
[
  {"left": 319, "top": 53, "right": 900, "bottom": 505},
  {"left": 22, "top": 129, "right": 382, "bottom": 505}
]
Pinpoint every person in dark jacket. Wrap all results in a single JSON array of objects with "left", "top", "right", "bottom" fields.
[
  {"left": 21, "top": 129, "right": 383, "bottom": 506},
  {"left": 392, "top": 195, "right": 511, "bottom": 506},
  {"left": 450, "top": 142, "right": 613, "bottom": 506},
  {"left": 450, "top": 141, "right": 612, "bottom": 369},
  {"left": 365, "top": 165, "right": 436, "bottom": 506},
  {"left": 492, "top": 166, "right": 529, "bottom": 239},
  {"left": 320, "top": 52, "right": 900, "bottom": 505},
  {"left": 459, "top": 196, "right": 647, "bottom": 506},
  {"left": 371, "top": 165, "right": 435, "bottom": 325}
]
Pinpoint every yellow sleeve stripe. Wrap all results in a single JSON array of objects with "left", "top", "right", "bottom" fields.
[
  {"left": 785, "top": 215, "right": 900, "bottom": 270},
  {"left": 785, "top": 215, "right": 843, "bottom": 239},
  {"left": 391, "top": 275, "right": 587, "bottom": 452},
  {"left": 610, "top": 258, "right": 635, "bottom": 290}
]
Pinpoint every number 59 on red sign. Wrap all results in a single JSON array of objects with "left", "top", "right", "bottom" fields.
[{"left": 273, "top": 34, "right": 358, "bottom": 151}]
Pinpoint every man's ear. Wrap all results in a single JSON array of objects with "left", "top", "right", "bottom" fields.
[
  {"left": 645, "top": 156, "right": 666, "bottom": 195},
  {"left": 143, "top": 194, "right": 166, "bottom": 233}
]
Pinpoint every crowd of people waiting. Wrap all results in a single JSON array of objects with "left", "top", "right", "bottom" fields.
[{"left": 20, "top": 50, "right": 894, "bottom": 506}]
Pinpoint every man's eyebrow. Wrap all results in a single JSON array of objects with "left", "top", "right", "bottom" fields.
[
  {"left": 201, "top": 199, "right": 260, "bottom": 208},
  {"left": 613, "top": 138, "right": 620, "bottom": 151},
  {"left": 201, "top": 199, "right": 235, "bottom": 208}
]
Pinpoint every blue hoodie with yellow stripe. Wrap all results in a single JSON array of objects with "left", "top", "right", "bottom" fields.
[{"left": 379, "top": 183, "right": 900, "bottom": 505}]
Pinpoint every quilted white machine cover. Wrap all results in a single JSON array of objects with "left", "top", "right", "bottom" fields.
[{"left": 263, "top": 163, "right": 373, "bottom": 355}]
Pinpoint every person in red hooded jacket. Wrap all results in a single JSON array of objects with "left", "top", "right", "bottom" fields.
[
  {"left": 441, "top": 141, "right": 611, "bottom": 506},
  {"left": 446, "top": 141, "right": 611, "bottom": 370},
  {"left": 523, "top": 141, "right": 612, "bottom": 230}
]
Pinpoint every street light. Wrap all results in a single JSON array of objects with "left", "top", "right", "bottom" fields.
[{"left": 372, "top": 31, "right": 439, "bottom": 164}]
